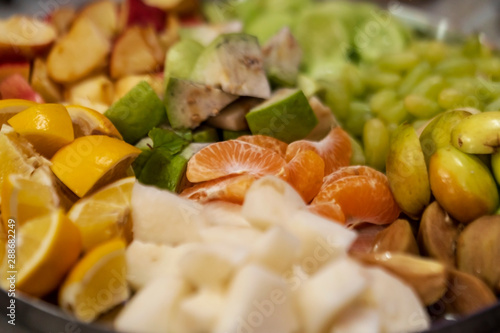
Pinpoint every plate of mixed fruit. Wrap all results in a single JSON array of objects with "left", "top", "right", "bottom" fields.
[{"left": 0, "top": 0, "right": 499, "bottom": 332}]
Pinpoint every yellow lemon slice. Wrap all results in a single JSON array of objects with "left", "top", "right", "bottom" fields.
[
  {"left": 0, "top": 209, "right": 82, "bottom": 297},
  {"left": 0, "top": 99, "right": 37, "bottom": 126},
  {"left": 59, "top": 238, "right": 129, "bottom": 322},
  {"left": 7, "top": 103, "right": 75, "bottom": 158},
  {"left": 0, "top": 129, "right": 45, "bottom": 198},
  {"left": 68, "top": 177, "right": 135, "bottom": 251},
  {"left": 50, "top": 135, "right": 141, "bottom": 197},
  {"left": 66, "top": 105, "right": 122, "bottom": 140}
]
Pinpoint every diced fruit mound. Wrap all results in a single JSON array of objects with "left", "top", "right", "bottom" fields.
[{"left": 1, "top": 0, "right": 500, "bottom": 331}]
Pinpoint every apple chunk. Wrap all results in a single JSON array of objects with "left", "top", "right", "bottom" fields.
[
  {"left": 0, "top": 61, "right": 30, "bottom": 83},
  {"left": 0, "top": 74, "right": 44, "bottom": 102},
  {"left": 0, "top": 16, "right": 57, "bottom": 61},
  {"left": 78, "top": 0, "right": 119, "bottom": 39},
  {"left": 110, "top": 26, "right": 164, "bottom": 79},
  {"left": 48, "top": 7, "right": 76, "bottom": 36},
  {"left": 119, "top": 0, "right": 167, "bottom": 32},
  {"left": 47, "top": 17, "right": 110, "bottom": 84},
  {"left": 64, "top": 74, "right": 114, "bottom": 109},
  {"left": 31, "top": 58, "right": 62, "bottom": 103}
]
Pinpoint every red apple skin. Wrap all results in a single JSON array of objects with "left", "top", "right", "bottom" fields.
[
  {"left": 0, "top": 74, "right": 44, "bottom": 103},
  {"left": 0, "top": 61, "right": 30, "bottom": 83},
  {"left": 119, "top": 0, "right": 166, "bottom": 32}
]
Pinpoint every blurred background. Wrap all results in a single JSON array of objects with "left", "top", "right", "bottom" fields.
[{"left": 1, "top": 0, "right": 500, "bottom": 45}]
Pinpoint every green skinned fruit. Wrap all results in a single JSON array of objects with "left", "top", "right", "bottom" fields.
[
  {"left": 451, "top": 111, "right": 500, "bottom": 154},
  {"left": 429, "top": 146, "right": 499, "bottom": 224},
  {"left": 419, "top": 110, "right": 472, "bottom": 166},
  {"left": 386, "top": 124, "right": 430, "bottom": 219}
]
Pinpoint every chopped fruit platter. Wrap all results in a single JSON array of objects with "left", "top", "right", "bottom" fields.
[{"left": 1, "top": 0, "right": 500, "bottom": 332}]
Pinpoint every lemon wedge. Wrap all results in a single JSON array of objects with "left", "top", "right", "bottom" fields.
[
  {"left": 59, "top": 238, "right": 129, "bottom": 322},
  {"left": 0, "top": 209, "right": 82, "bottom": 297},
  {"left": 7, "top": 103, "right": 74, "bottom": 158},
  {"left": 0, "top": 99, "right": 37, "bottom": 126},
  {"left": 50, "top": 135, "right": 141, "bottom": 197},
  {"left": 68, "top": 177, "right": 135, "bottom": 251},
  {"left": 66, "top": 105, "right": 122, "bottom": 140}
]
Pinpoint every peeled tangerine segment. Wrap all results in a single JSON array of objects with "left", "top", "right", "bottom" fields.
[
  {"left": 245, "top": 89, "right": 318, "bottom": 143},
  {"left": 451, "top": 111, "right": 500, "bottom": 154},
  {"left": 50, "top": 135, "right": 141, "bottom": 198},
  {"left": 429, "top": 145, "right": 499, "bottom": 224},
  {"left": 7, "top": 103, "right": 74, "bottom": 158},
  {"left": 386, "top": 124, "right": 430, "bottom": 218}
]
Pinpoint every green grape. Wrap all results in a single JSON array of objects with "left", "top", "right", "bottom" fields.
[
  {"left": 486, "top": 97, "right": 500, "bottom": 111},
  {"left": 363, "top": 118, "right": 389, "bottom": 171},
  {"left": 477, "top": 57, "right": 500, "bottom": 79},
  {"left": 341, "top": 64, "right": 365, "bottom": 97},
  {"left": 404, "top": 94, "right": 441, "bottom": 119},
  {"left": 378, "top": 51, "right": 420, "bottom": 72},
  {"left": 380, "top": 101, "right": 409, "bottom": 125},
  {"left": 438, "top": 88, "right": 465, "bottom": 110},
  {"left": 318, "top": 79, "right": 351, "bottom": 121},
  {"left": 364, "top": 69, "right": 401, "bottom": 91},
  {"left": 398, "top": 61, "right": 432, "bottom": 96},
  {"left": 349, "top": 135, "right": 366, "bottom": 165},
  {"left": 345, "top": 101, "right": 372, "bottom": 138},
  {"left": 369, "top": 89, "right": 397, "bottom": 116},
  {"left": 412, "top": 40, "right": 449, "bottom": 64},
  {"left": 412, "top": 75, "right": 446, "bottom": 100},
  {"left": 436, "top": 57, "right": 476, "bottom": 77}
]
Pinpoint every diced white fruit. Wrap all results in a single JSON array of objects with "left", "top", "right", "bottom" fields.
[
  {"left": 249, "top": 226, "right": 300, "bottom": 274},
  {"left": 47, "top": 17, "right": 110, "bottom": 83},
  {"left": 114, "top": 277, "right": 191, "bottom": 333},
  {"left": 191, "top": 33, "right": 271, "bottom": 99},
  {"left": 262, "top": 27, "right": 302, "bottom": 87},
  {"left": 114, "top": 73, "right": 164, "bottom": 101},
  {"left": 78, "top": 0, "right": 119, "bottom": 38},
  {"left": 297, "top": 257, "right": 368, "bottom": 333},
  {"left": 49, "top": 7, "right": 76, "bottom": 36},
  {"left": 330, "top": 306, "right": 380, "bottom": 333},
  {"left": 179, "top": 243, "right": 248, "bottom": 288},
  {"left": 65, "top": 74, "right": 114, "bottom": 109},
  {"left": 174, "top": 288, "right": 226, "bottom": 333},
  {"left": 215, "top": 264, "right": 298, "bottom": 333},
  {"left": 201, "top": 201, "right": 251, "bottom": 227},
  {"left": 199, "top": 225, "right": 262, "bottom": 249},
  {"left": 132, "top": 182, "right": 204, "bottom": 245},
  {"left": 361, "top": 267, "right": 430, "bottom": 333},
  {"left": 284, "top": 210, "right": 357, "bottom": 273},
  {"left": 241, "top": 175, "right": 305, "bottom": 230},
  {"left": 31, "top": 58, "right": 62, "bottom": 103},
  {"left": 126, "top": 241, "right": 198, "bottom": 290},
  {"left": 180, "top": 21, "right": 243, "bottom": 46}
]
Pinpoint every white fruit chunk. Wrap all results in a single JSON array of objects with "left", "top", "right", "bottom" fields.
[
  {"left": 199, "top": 225, "right": 262, "bottom": 249},
  {"left": 284, "top": 209, "right": 357, "bottom": 273},
  {"left": 47, "top": 17, "right": 110, "bottom": 83},
  {"left": 179, "top": 243, "right": 248, "bottom": 288},
  {"left": 200, "top": 201, "right": 251, "bottom": 227},
  {"left": 126, "top": 241, "right": 198, "bottom": 291},
  {"left": 241, "top": 175, "right": 305, "bottom": 230},
  {"left": 78, "top": 0, "right": 119, "bottom": 39},
  {"left": 297, "top": 257, "right": 368, "bottom": 333},
  {"left": 249, "top": 226, "right": 300, "bottom": 274},
  {"left": 114, "top": 277, "right": 191, "bottom": 333},
  {"left": 173, "top": 288, "right": 226, "bottom": 333},
  {"left": 361, "top": 267, "right": 430, "bottom": 333},
  {"left": 65, "top": 74, "right": 114, "bottom": 110},
  {"left": 180, "top": 21, "right": 243, "bottom": 46},
  {"left": 131, "top": 182, "right": 203, "bottom": 245},
  {"left": 330, "top": 305, "right": 380, "bottom": 333},
  {"left": 215, "top": 264, "right": 298, "bottom": 333}
]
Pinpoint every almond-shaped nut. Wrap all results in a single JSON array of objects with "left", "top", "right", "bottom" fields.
[
  {"left": 456, "top": 215, "right": 500, "bottom": 291},
  {"left": 372, "top": 219, "right": 419, "bottom": 255},
  {"left": 356, "top": 252, "right": 448, "bottom": 306},
  {"left": 418, "top": 201, "right": 461, "bottom": 267},
  {"left": 442, "top": 269, "right": 497, "bottom": 316}
]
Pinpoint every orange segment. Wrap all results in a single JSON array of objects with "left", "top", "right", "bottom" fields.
[
  {"left": 322, "top": 165, "right": 388, "bottom": 190},
  {"left": 180, "top": 174, "right": 256, "bottom": 205},
  {"left": 0, "top": 99, "right": 37, "bottom": 126},
  {"left": 285, "top": 150, "right": 324, "bottom": 203},
  {"left": 236, "top": 135, "right": 288, "bottom": 157},
  {"left": 286, "top": 126, "right": 352, "bottom": 175},
  {"left": 66, "top": 105, "right": 122, "bottom": 139},
  {"left": 50, "top": 135, "right": 141, "bottom": 197},
  {"left": 186, "top": 140, "right": 287, "bottom": 183},
  {"left": 308, "top": 202, "right": 346, "bottom": 224},
  {"left": 313, "top": 170, "right": 400, "bottom": 227},
  {"left": 7, "top": 103, "right": 74, "bottom": 158}
]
